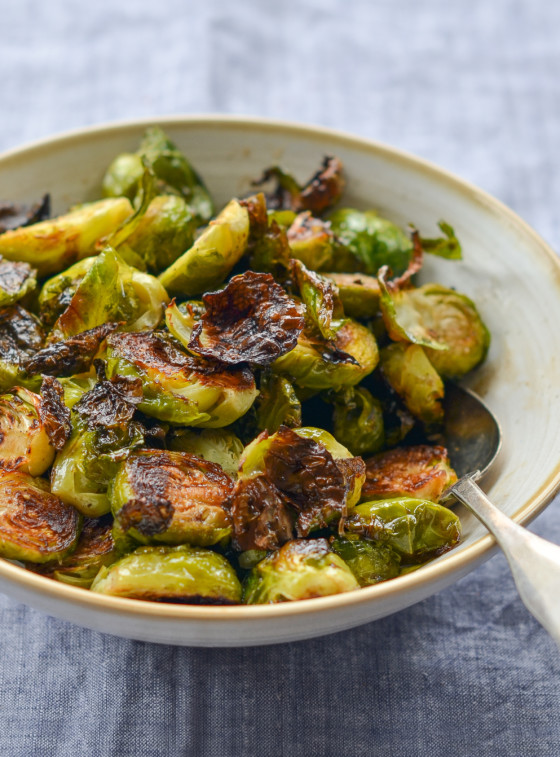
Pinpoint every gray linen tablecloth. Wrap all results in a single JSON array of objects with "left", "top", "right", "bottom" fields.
[{"left": 1, "top": 1, "right": 559, "bottom": 755}]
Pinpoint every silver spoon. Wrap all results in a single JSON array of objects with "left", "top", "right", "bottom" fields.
[{"left": 441, "top": 383, "right": 560, "bottom": 647}]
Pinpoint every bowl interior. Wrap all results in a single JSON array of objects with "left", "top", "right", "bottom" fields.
[{"left": 0, "top": 117, "right": 558, "bottom": 644}]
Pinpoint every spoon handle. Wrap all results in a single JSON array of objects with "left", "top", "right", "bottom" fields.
[{"left": 450, "top": 475, "right": 560, "bottom": 647}]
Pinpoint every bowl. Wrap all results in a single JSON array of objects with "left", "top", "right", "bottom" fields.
[{"left": 0, "top": 115, "right": 559, "bottom": 646}]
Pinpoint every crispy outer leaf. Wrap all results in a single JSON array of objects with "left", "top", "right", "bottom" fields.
[
  {"left": 0, "top": 305, "right": 44, "bottom": 390},
  {"left": 24, "top": 322, "right": 119, "bottom": 377},
  {"left": 0, "top": 194, "right": 50, "bottom": 233},
  {"left": 116, "top": 496, "right": 175, "bottom": 537},
  {"left": 39, "top": 376, "right": 72, "bottom": 451},
  {"left": 188, "top": 271, "right": 305, "bottom": 366},
  {"left": 256, "top": 374, "right": 302, "bottom": 434},
  {"left": 229, "top": 474, "right": 295, "bottom": 552},
  {"left": 0, "top": 257, "right": 37, "bottom": 307},
  {"left": 73, "top": 371, "right": 143, "bottom": 431},
  {"left": 290, "top": 259, "right": 344, "bottom": 341}
]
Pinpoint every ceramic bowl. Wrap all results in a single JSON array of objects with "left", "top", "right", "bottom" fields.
[{"left": 0, "top": 116, "right": 559, "bottom": 646}]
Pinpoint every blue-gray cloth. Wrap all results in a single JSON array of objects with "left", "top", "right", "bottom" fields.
[{"left": 1, "top": 1, "right": 559, "bottom": 755}]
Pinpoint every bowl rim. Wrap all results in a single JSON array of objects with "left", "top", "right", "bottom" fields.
[{"left": 1, "top": 113, "right": 559, "bottom": 623}]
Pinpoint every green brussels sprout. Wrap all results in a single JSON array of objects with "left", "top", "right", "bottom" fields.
[
  {"left": 256, "top": 374, "right": 301, "bottom": 433},
  {"left": 0, "top": 469, "right": 80, "bottom": 563},
  {"left": 0, "top": 198, "right": 133, "bottom": 277},
  {"left": 380, "top": 342, "right": 444, "bottom": 426},
  {"left": 418, "top": 221, "right": 462, "bottom": 260},
  {"left": 49, "top": 248, "right": 169, "bottom": 341},
  {"left": 0, "top": 304, "right": 44, "bottom": 392},
  {"left": 322, "top": 272, "right": 381, "bottom": 319},
  {"left": 0, "top": 258, "right": 37, "bottom": 307},
  {"left": 110, "top": 449, "right": 233, "bottom": 547},
  {"left": 249, "top": 218, "right": 291, "bottom": 279},
  {"left": 168, "top": 427, "right": 243, "bottom": 477},
  {"left": 379, "top": 279, "right": 490, "bottom": 378},
  {"left": 158, "top": 199, "right": 250, "bottom": 297},
  {"left": 330, "top": 534, "right": 401, "bottom": 585},
  {"left": 328, "top": 208, "right": 413, "bottom": 276},
  {"left": 331, "top": 386, "right": 385, "bottom": 456},
  {"left": 0, "top": 387, "right": 56, "bottom": 475},
  {"left": 286, "top": 213, "right": 341, "bottom": 271},
  {"left": 106, "top": 331, "right": 258, "bottom": 428},
  {"left": 346, "top": 497, "right": 461, "bottom": 562},
  {"left": 291, "top": 259, "right": 345, "bottom": 342},
  {"left": 38, "top": 257, "right": 97, "bottom": 328},
  {"left": 362, "top": 445, "right": 457, "bottom": 503},
  {"left": 102, "top": 126, "right": 214, "bottom": 222},
  {"left": 272, "top": 318, "right": 379, "bottom": 390},
  {"left": 91, "top": 544, "right": 242, "bottom": 604},
  {"left": 31, "top": 516, "right": 116, "bottom": 588},
  {"left": 121, "top": 195, "right": 197, "bottom": 273},
  {"left": 243, "top": 538, "right": 359, "bottom": 604}
]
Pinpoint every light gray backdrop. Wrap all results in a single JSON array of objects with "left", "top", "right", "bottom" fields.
[{"left": 1, "top": 1, "right": 559, "bottom": 755}]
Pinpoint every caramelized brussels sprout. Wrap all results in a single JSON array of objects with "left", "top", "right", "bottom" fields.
[
  {"left": 0, "top": 387, "right": 56, "bottom": 475},
  {"left": 168, "top": 427, "right": 243, "bottom": 477},
  {"left": 249, "top": 218, "right": 291, "bottom": 278},
  {"left": 323, "top": 272, "right": 381, "bottom": 319},
  {"left": 291, "top": 259, "right": 345, "bottom": 342},
  {"left": 0, "top": 304, "right": 44, "bottom": 392},
  {"left": 243, "top": 538, "right": 358, "bottom": 604},
  {"left": 91, "top": 544, "right": 242, "bottom": 604},
  {"left": 0, "top": 258, "right": 37, "bottom": 307},
  {"left": 362, "top": 445, "right": 457, "bottom": 503},
  {"left": 380, "top": 342, "right": 444, "bottom": 426},
  {"left": 38, "top": 257, "right": 97, "bottom": 329},
  {"left": 379, "top": 279, "right": 490, "bottom": 378},
  {"left": 330, "top": 534, "right": 401, "bottom": 585},
  {"left": 110, "top": 449, "right": 233, "bottom": 547},
  {"left": 331, "top": 386, "right": 385, "bottom": 456},
  {"left": 31, "top": 516, "right": 116, "bottom": 588},
  {"left": 0, "top": 198, "right": 133, "bottom": 277},
  {"left": 106, "top": 331, "right": 258, "bottom": 427},
  {"left": 286, "top": 213, "right": 341, "bottom": 271},
  {"left": 0, "top": 469, "right": 80, "bottom": 563},
  {"left": 272, "top": 318, "right": 379, "bottom": 390},
  {"left": 256, "top": 374, "right": 301, "bottom": 433},
  {"left": 24, "top": 322, "right": 118, "bottom": 378},
  {"left": 346, "top": 498, "right": 461, "bottom": 562},
  {"left": 49, "top": 248, "right": 169, "bottom": 341},
  {"left": 158, "top": 199, "right": 249, "bottom": 297}
]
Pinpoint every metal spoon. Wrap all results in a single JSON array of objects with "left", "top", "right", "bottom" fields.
[{"left": 442, "top": 383, "right": 560, "bottom": 647}]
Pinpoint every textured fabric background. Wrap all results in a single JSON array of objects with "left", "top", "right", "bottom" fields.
[{"left": 1, "top": 1, "right": 559, "bottom": 755}]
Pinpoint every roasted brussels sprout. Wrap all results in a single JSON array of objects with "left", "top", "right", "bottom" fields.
[
  {"left": 0, "top": 469, "right": 80, "bottom": 563},
  {"left": 38, "top": 257, "right": 96, "bottom": 329},
  {"left": 31, "top": 516, "right": 116, "bottom": 588},
  {"left": 346, "top": 498, "right": 461, "bottom": 562},
  {"left": 331, "top": 386, "right": 385, "bottom": 456},
  {"left": 106, "top": 331, "right": 258, "bottom": 427},
  {"left": 158, "top": 199, "right": 249, "bottom": 297},
  {"left": 272, "top": 317, "right": 379, "bottom": 390},
  {"left": 322, "top": 272, "right": 381, "bottom": 319},
  {"left": 168, "top": 427, "right": 244, "bottom": 477},
  {"left": 380, "top": 342, "right": 444, "bottom": 426},
  {"left": 110, "top": 449, "right": 233, "bottom": 547},
  {"left": 330, "top": 534, "right": 401, "bottom": 585},
  {"left": 0, "top": 194, "right": 50, "bottom": 233},
  {"left": 379, "top": 279, "right": 490, "bottom": 378},
  {"left": 256, "top": 373, "right": 301, "bottom": 433},
  {"left": 24, "top": 322, "right": 118, "bottom": 378},
  {"left": 362, "top": 445, "right": 457, "bottom": 503},
  {"left": 0, "top": 198, "right": 133, "bottom": 277},
  {"left": 243, "top": 538, "right": 359, "bottom": 604},
  {"left": 418, "top": 221, "right": 462, "bottom": 260},
  {"left": 0, "top": 304, "right": 44, "bottom": 392},
  {"left": 291, "top": 259, "right": 345, "bottom": 342},
  {"left": 49, "top": 248, "right": 169, "bottom": 341},
  {"left": 0, "top": 387, "right": 56, "bottom": 475},
  {"left": 286, "top": 212, "right": 341, "bottom": 271},
  {"left": 0, "top": 258, "right": 37, "bottom": 307},
  {"left": 91, "top": 544, "right": 242, "bottom": 603}
]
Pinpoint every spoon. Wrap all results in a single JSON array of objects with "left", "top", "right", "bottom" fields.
[{"left": 441, "top": 383, "right": 560, "bottom": 647}]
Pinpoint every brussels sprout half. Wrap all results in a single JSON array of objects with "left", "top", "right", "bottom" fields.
[
  {"left": 330, "top": 534, "right": 401, "bottom": 586},
  {"left": 110, "top": 449, "right": 233, "bottom": 547},
  {"left": 243, "top": 538, "right": 359, "bottom": 604},
  {"left": 168, "top": 427, "right": 244, "bottom": 477},
  {"left": 106, "top": 331, "right": 258, "bottom": 428},
  {"left": 331, "top": 386, "right": 385, "bottom": 457},
  {"left": 0, "top": 304, "right": 44, "bottom": 393},
  {"left": 0, "top": 198, "right": 133, "bottom": 277},
  {"left": 91, "top": 544, "right": 242, "bottom": 604},
  {"left": 0, "top": 387, "right": 56, "bottom": 475},
  {"left": 0, "top": 470, "right": 80, "bottom": 563}
]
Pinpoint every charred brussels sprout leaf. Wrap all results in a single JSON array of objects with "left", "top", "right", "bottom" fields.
[
  {"left": 272, "top": 317, "right": 379, "bottom": 390},
  {"left": 188, "top": 271, "right": 304, "bottom": 367},
  {"left": 24, "top": 322, "right": 119, "bottom": 377},
  {"left": 110, "top": 449, "right": 233, "bottom": 547},
  {"left": 0, "top": 305, "right": 44, "bottom": 392},
  {"left": 0, "top": 194, "right": 50, "bottom": 233},
  {"left": 362, "top": 445, "right": 457, "bottom": 503},
  {"left": 106, "top": 331, "right": 258, "bottom": 428},
  {"left": 91, "top": 544, "right": 242, "bottom": 604},
  {"left": 291, "top": 259, "right": 344, "bottom": 341},
  {"left": 158, "top": 199, "right": 250, "bottom": 297},
  {"left": 39, "top": 376, "right": 72, "bottom": 451},
  {"left": 0, "top": 198, "right": 133, "bottom": 277},
  {"left": 256, "top": 374, "right": 301, "bottom": 433},
  {"left": 346, "top": 497, "right": 461, "bottom": 562},
  {"left": 0, "top": 387, "right": 57, "bottom": 475},
  {"left": 380, "top": 342, "right": 444, "bottom": 426},
  {"left": 419, "top": 221, "right": 462, "bottom": 260},
  {"left": 331, "top": 386, "right": 385, "bottom": 456},
  {"left": 329, "top": 208, "right": 413, "bottom": 276},
  {"left": 230, "top": 475, "right": 295, "bottom": 552},
  {"left": 249, "top": 219, "right": 292, "bottom": 279},
  {"left": 330, "top": 534, "right": 401, "bottom": 585},
  {"left": 168, "top": 427, "right": 243, "bottom": 477},
  {"left": 38, "top": 257, "right": 97, "bottom": 329},
  {"left": 0, "top": 470, "right": 80, "bottom": 563},
  {"left": 243, "top": 538, "right": 358, "bottom": 604},
  {"left": 49, "top": 248, "right": 169, "bottom": 341},
  {"left": 0, "top": 257, "right": 37, "bottom": 307}
]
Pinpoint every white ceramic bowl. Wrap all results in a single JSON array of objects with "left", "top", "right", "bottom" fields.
[{"left": 0, "top": 116, "right": 559, "bottom": 646}]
